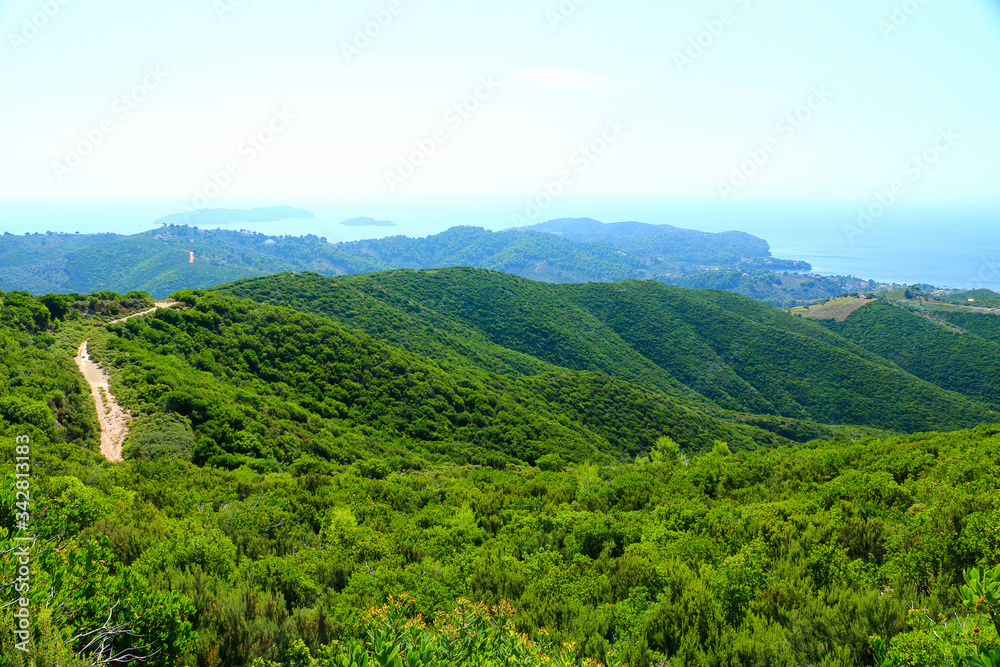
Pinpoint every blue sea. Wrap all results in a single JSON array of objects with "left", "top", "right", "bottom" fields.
[{"left": 1, "top": 198, "right": 998, "bottom": 292}]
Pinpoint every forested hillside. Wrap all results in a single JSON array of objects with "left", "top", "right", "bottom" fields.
[
  {"left": 0, "top": 226, "right": 385, "bottom": 297},
  {"left": 523, "top": 218, "right": 775, "bottom": 267},
  {"left": 216, "top": 270, "right": 997, "bottom": 434},
  {"left": 1, "top": 220, "right": 816, "bottom": 300},
  {"left": 2, "top": 276, "right": 1000, "bottom": 666},
  {"left": 936, "top": 309, "right": 1000, "bottom": 344},
  {"left": 90, "top": 290, "right": 790, "bottom": 471},
  {"left": 821, "top": 299, "right": 1000, "bottom": 408},
  {"left": 661, "top": 270, "right": 874, "bottom": 308},
  {"left": 940, "top": 289, "right": 1000, "bottom": 308}
]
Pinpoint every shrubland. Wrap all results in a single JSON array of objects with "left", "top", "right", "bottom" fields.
[{"left": 0, "top": 276, "right": 999, "bottom": 665}]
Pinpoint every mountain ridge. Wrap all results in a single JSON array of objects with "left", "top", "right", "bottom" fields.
[
  {"left": 212, "top": 269, "right": 997, "bottom": 434},
  {"left": 3, "top": 268, "right": 1000, "bottom": 666},
  {"left": 1, "top": 218, "right": 810, "bottom": 299}
]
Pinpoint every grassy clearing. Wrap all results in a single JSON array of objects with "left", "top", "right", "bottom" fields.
[{"left": 788, "top": 296, "right": 874, "bottom": 322}]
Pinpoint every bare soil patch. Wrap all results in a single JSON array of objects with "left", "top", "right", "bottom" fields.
[{"left": 75, "top": 302, "right": 177, "bottom": 462}]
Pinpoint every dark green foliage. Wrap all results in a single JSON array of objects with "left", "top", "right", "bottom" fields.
[
  {"left": 935, "top": 310, "right": 1000, "bottom": 345},
  {"left": 525, "top": 218, "right": 773, "bottom": 266},
  {"left": 536, "top": 454, "right": 567, "bottom": 472},
  {"left": 2, "top": 274, "right": 1000, "bottom": 666},
  {"left": 218, "top": 270, "right": 996, "bottom": 434},
  {"left": 335, "top": 226, "right": 651, "bottom": 283},
  {"left": 88, "top": 290, "right": 785, "bottom": 472},
  {"left": 123, "top": 413, "right": 196, "bottom": 461},
  {"left": 0, "top": 232, "right": 120, "bottom": 295},
  {"left": 0, "top": 227, "right": 385, "bottom": 297},
  {"left": 661, "top": 269, "right": 870, "bottom": 307},
  {"left": 824, "top": 300, "right": 1000, "bottom": 408},
  {"left": 7, "top": 414, "right": 1000, "bottom": 665},
  {"left": 0, "top": 222, "right": 794, "bottom": 299}
]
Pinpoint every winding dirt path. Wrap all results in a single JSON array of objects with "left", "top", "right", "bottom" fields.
[{"left": 75, "top": 302, "right": 177, "bottom": 462}]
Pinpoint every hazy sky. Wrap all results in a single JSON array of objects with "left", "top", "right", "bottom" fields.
[{"left": 2, "top": 0, "right": 999, "bottom": 206}]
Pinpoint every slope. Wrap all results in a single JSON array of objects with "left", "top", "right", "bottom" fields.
[
  {"left": 820, "top": 299, "right": 1000, "bottom": 408},
  {"left": 661, "top": 270, "right": 873, "bottom": 307},
  {"left": 61, "top": 226, "right": 384, "bottom": 296},
  {"left": 337, "top": 226, "right": 648, "bottom": 283},
  {"left": 936, "top": 309, "right": 1000, "bottom": 344},
  {"left": 524, "top": 217, "right": 772, "bottom": 267},
  {"left": 93, "top": 290, "right": 788, "bottom": 471},
  {"left": 6, "top": 285, "right": 1000, "bottom": 666},
  {"left": 0, "top": 226, "right": 386, "bottom": 297},
  {"left": 213, "top": 270, "right": 997, "bottom": 434},
  {"left": 2, "top": 220, "right": 797, "bottom": 299},
  {"left": 212, "top": 270, "right": 697, "bottom": 399}
]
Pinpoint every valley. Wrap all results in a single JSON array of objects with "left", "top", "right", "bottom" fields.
[
  {"left": 1, "top": 268, "right": 999, "bottom": 665},
  {"left": 6, "top": 1, "right": 999, "bottom": 663}
]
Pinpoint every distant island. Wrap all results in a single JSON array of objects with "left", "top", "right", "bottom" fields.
[
  {"left": 341, "top": 216, "right": 397, "bottom": 227},
  {"left": 154, "top": 206, "right": 315, "bottom": 227}
]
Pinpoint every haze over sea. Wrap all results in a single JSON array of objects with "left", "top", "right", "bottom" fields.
[{"left": 2, "top": 198, "right": 998, "bottom": 292}]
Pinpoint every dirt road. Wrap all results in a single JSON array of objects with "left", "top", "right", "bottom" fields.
[
  {"left": 75, "top": 302, "right": 177, "bottom": 462},
  {"left": 108, "top": 302, "right": 176, "bottom": 325}
]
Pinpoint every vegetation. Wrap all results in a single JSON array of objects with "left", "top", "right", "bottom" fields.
[
  {"left": 667, "top": 271, "right": 873, "bottom": 308},
  {"left": 789, "top": 296, "right": 876, "bottom": 322},
  {"left": 90, "top": 287, "right": 787, "bottom": 472},
  {"left": 1, "top": 220, "right": 799, "bottom": 299},
  {"left": 821, "top": 299, "right": 1000, "bottom": 409},
  {"left": 939, "top": 289, "right": 1000, "bottom": 309},
  {"left": 217, "top": 270, "right": 997, "bottom": 434},
  {"left": 1, "top": 274, "right": 999, "bottom": 665},
  {"left": 335, "top": 227, "right": 650, "bottom": 284},
  {"left": 936, "top": 310, "right": 1000, "bottom": 345},
  {"left": 523, "top": 218, "right": 776, "bottom": 268}
]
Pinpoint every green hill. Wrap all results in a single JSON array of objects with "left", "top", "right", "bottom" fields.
[
  {"left": 940, "top": 288, "right": 1000, "bottom": 308},
  {"left": 214, "top": 270, "right": 997, "bottom": 434},
  {"left": 1, "top": 221, "right": 810, "bottom": 300},
  {"left": 661, "top": 270, "right": 872, "bottom": 307},
  {"left": 0, "top": 225, "right": 651, "bottom": 297},
  {"left": 0, "top": 226, "right": 385, "bottom": 297},
  {"left": 936, "top": 309, "right": 1000, "bottom": 343},
  {"left": 335, "top": 226, "right": 650, "bottom": 283},
  {"left": 820, "top": 299, "right": 1000, "bottom": 408},
  {"left": 100, "top": 289, "right": 795, "bottom": 470},
  {"left": 524, "top": 218, "right": 773, "bottom": 266},
  {"left": 3, "top": 278, "right": 1000, "bottom": 666}
]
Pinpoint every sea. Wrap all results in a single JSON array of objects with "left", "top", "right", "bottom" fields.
[{"left": 1, "top": 197, "right": 998, "bottom": 292}]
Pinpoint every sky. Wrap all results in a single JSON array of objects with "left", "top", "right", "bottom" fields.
[{"left": 1, "top": 0, "right": 999, "bottom": 209}]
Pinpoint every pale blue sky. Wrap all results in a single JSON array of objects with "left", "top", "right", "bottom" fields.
[{"left": 2, "top": 0, "right": 999, "bottom": 206}]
